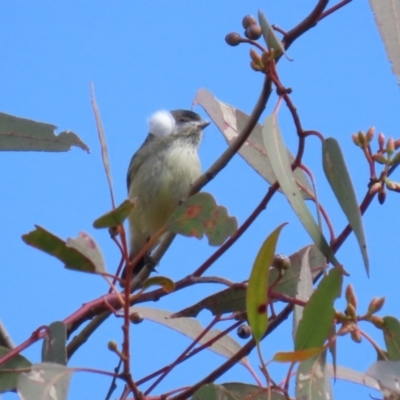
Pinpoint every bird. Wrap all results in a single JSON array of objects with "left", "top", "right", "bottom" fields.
[{"left": 121, "top": 109, "right": 210, "bottom": 282}]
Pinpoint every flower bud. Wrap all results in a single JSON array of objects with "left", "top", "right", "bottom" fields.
[
  {"left": 350, "top": 329, "right": 362, "bottom": 343},
  {"left": 250, "top": 48, "right": 262, "bottom": 64},
  {"left": 225, "top": 32, "right": 242, "bottom": 47},
  {"left": 352, "top": 133, "right": 360, "bottom": 147},
  {"left": 345, "top": 303, "right": 357, "bottom": 321},
  {"left": 378, "top": 187, "right": 386, "bottom": 205},
  {"left": 108, "top": 341, "right": 118, "bottom": 351},
  {"left": 387, "top": 137, "right": 395, "bottom": 156},
  {"left": 335, "top": 311, "right": 347, "bottom": 322},
  {"left": 369, "top": 181, "right": 382, "bottom": 195},
  {"left": 372, "top": 154, "right": 387, "bottom": 165},
  {"left": 245, "top": 24, "right": 262, "bottom": 40},
  {"left": 385, "top": 179, "right": 397, "bottom": 191},
  {"left": 357, "top": 131, "right": 366, "bottom": 147},
  {"left": 368, "top": 297, "right": 385, "bottom": 314},
  {"left": 272, "top": 254, "right": 291, "bottom": 272},
  {"left": 394, "top": 139, "right": 400, "bottom": 150},
  {"left": 345, "top": 284, "right": 357, "bottom": 308},
  {"left": 387, "top": 180, "right": 400, "bottom": 192},
  {"left": 250, "top": 61, "right": 263, "bottom": 72},
  {"left": 366, "top": 126, "right": 375, "bottom": 143},
  {"left": 369, "top": 315, "right": 385, "bottom": 329},
  {"left": 242, "top": 15, "right": 257, "bottom": 28},
  {"left": 237, "top": 324, "right": 252, "bottom": 339},
  {"left": 378, "top": 133, "right": 385, "bottom": 151},
  {"left": 129, "top": 312, "right": 144, "bottom": 324},
  {"left": 390, "top": 151, "right": 400, "bottom": 166}
]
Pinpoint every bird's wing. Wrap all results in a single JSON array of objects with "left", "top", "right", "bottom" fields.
[{"left": 126, "top": 134, "right": 157, "bottom": 191}]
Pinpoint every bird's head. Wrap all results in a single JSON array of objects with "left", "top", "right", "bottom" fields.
[{"left": 148, "top": 109, "right": 210, "bottom": 141}]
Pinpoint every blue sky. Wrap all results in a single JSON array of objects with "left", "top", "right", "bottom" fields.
[{"left": 1, "top": 1, "right": 399, "bottom": 399}]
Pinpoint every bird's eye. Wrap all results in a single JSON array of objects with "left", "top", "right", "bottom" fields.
[{"left": 178, "top": 118, "right": 187, "bottom": 122}]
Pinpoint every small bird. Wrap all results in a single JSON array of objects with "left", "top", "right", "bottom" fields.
[{"left": 121, "top": 109, "right": 210, "bottom": 281}]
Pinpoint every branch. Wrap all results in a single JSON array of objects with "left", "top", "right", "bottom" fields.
[{"left": 170, "top": 304, "right": 294, "bottom": 400}]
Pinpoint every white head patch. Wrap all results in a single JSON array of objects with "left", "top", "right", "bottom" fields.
[{"left": 148, "top": 110, "right": 176, "bottom": 137}]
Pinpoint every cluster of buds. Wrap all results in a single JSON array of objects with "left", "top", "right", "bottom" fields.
[
  {"left": 352, "top": 127, "right": 400, "bottom": 203},
  {"left": 225, "top": 14, "right": 269, "bottom": 74},
  {"left": 352, "top": 127, "right": 400, "bottom": 163},
  {"left": 225, "top": 14, "right": 263, "bottom": 46},
  {"left": 242, "top": 15, "right": 262, "bottom": 41},
  {"left": 335, "top": 284, "right": 386, "bottom": 343}
]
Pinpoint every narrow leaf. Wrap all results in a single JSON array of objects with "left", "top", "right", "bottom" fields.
[
  {"left": 0, "top": 346, "right": 32, "bottom": 393},
  {"left": 193, "top": 89, "right": 313, "bottom": 198},
  {"left": 326, "top": 364, "right": 379, "bottom": 390},
  {"left": 296, "top": 351, "right": 333, "bottom": 400},
  {"left": 295, "top": 268, "right": 342, "bottom": 350},
  {"left": 274, "top": 347, "right": 322, "bottom": 363},
  {"left": 93, "top": 199, "right": 134, "bottom": 229},
  {"left": 366, "top": 361, "right": 400, "bottom": 395},
  {"left": 369, "top": 1, "right": 400, "bottom": 85},
  {"left": 90, "top": 82, "right": 115, "bottom": 208},
  {"left": 263, "top": 114, "right": 339, "bottom": 267},
  {"left": 0, "top": 112, "right": 89, "bottom": 152},
  {"left": 127, "top": 307, "right": 249, "bottom": 367},
  {"left": 0, "top": 320, "right": 15, "bottom": 350},
  {"left": 247, "top": 223, "right": 286, "bottom": 343},
  {"left": 323, "top": 138, "right": 369, "bottom": 276},
  {"left": 167, "top": 192, "right": 237, "bottom": 246},
  {"left": 383, "top": 316, "right": 400, "bottom": 361},
  {"left": 293, "top": 247, "right": 314, "bottom": 340},
  {"left": 222, "top": 383, "right": 287, "bottom": 400},
  {"left": 258, "top": 9, "right": 286, "bottom": 59},
  {"left": 41, "top": 322, "right": 67, "bottom": 366},
  {"left": 17, "top": 363, "right": 73, "bottom": 400},
  {"left": 22, "top": 226, "right": 97, "bottom": 273},
  {"left": 142, "top": 276, "right": 175, "bottom": 293}
]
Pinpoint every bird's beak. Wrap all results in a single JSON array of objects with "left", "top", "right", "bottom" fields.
[{"left": 198, "top": 120, "right": 211, "bottom": 129}]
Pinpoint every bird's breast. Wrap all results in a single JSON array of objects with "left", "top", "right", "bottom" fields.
[{"left": 129, "top": 144, "right": 201, "bottom": 235}]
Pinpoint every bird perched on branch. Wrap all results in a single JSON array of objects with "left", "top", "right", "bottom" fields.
[{"left": 121, "top": 109, "right": 210, "bottom": 282}]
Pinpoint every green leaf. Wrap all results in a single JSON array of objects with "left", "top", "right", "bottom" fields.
[
  {"left": 93, "top": 199, "right": 134, "bottom": 228},
  {"left": 262, "top": 114, "right": 339, "bottom": 267},
  {"left": 193, "top": 89, "right": 313, "bottom": 199},
  {"left": 323, "top": 138, "right": 369, "bottom": 276},
  {"left": 142, "top": 276, "right": 175, "bottom": 293},
  {"left": 173, "top": 244, "right": 325, "bottom": 318},
  {"left": 17, "top": 363, "right": 73, "bottom": 400},
  {"left": 0, "top": 346, "right": 32, "bottom": 393},
  {"left": 383, "top": 317, "right": 400, "bottom": 361},
  {"left": 22, "top": 226, "right": 98, "bottom": 273},
  {"left": 0, "top": 112, "right": 89, "bottom": 152},
  {"left": 66, "top": 232, "right": 105, "bottom": 273},
  {"left": 41, "top": 322, "right": 67, "bottom": 366},
  {"left": 167, "top": 192, "right": 237, "bottom": 246},
  {"left": 295, "top": 268, "right": 342, "bottom": 350},
  {"left": 296, "top": 350, "right": 333, "bottom": 400},
  {"left": 247, "top": 223, "right": 286, "bottom": 343}
]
